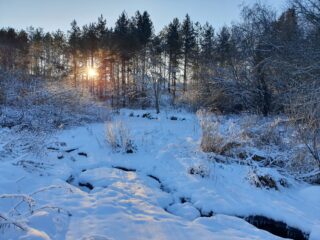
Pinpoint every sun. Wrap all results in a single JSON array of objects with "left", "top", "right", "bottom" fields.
[{"left": 87, "top": 67, "right": 97, "bottom": 78}]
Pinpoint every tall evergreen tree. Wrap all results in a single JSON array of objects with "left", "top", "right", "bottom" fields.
[
  {"left": 29, "top": 28, "right": 44, "bottom": 75},
  {"left": 200, "top": 23, "right": 215, "bottom": 62},
  {"left": 114, "top": 11, "right": 131, "bottom": 106},
  {"left": 217, "top": 26, "right": 232, "bottom": 66},
  {"left": 68, "top": 20, "right": 81, "bottom": 83},
  {"left": 52, "top": 30, "right": 67, "bottom": 76},
  {"left": 82, "top": 23, "right": 99, "bottom": 68},
  {"left": 181, "top": 14, "right": 196, "bottom": 92},
  {"left": 135, "top": 11, "right": 153, "bottom": 92},
  {"left": 16, "top": 30, "right": 29, "bottom": 71},
  {"left": 166, "top": 18, "right": 182, "bottom": 102}
]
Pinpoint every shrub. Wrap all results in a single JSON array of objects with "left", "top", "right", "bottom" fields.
[
  {"left": 0, "top": 186, "right": 72, "bottom": 236},
  {"left": 286, "top": 82, "right": 320, "bottom": 171},
  {"left": 105, "top": 121, "right": 136, "bottom": 153},
  {"left": 198, "top": 111, "right": 244, "bottom": 156},
  {"left": 247, "top": 169, "right": 278, "bottom": 190},
  {"left": 0, "top": 72, "right": 109, "bottom": 132},
  {"left": 0, "top": 71, "right": 110, "bottom": 158},
  {"left": 254, "top": 118, "right": 285, "bottom": 147}
]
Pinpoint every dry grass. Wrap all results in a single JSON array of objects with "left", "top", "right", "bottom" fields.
[
  {"left": 198, "top": 111, "right": 244, "bottom": 156},
  {"left": 247, "top": 169, "right": 278, "bottom": 190},
  {"left": 105, "top": 121, "right": 136, "bottom": 153}
]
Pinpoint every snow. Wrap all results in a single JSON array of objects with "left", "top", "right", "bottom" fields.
[
  {"left": 166, "top": 203, "right": 201, "bottom": 220},
  {"left": 0, "top": 108, "right": 319, "bottom": 239},
  {"left": 195, "top": 215, "right": 283, "bottom": 240}
]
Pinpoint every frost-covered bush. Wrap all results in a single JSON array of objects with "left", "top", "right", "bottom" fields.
[
  {"left": 198, "top": 110, "right": 320, "bottom": 180},
  {"left": 0, "top": 71, "right": 109, "bottom": 133},
  {"left": 247, "top": 169, "right": 278, "bottom": 190},
  {"left": 198, "top": 110, "right": 246, "bottom": 156},
  {"left": 252, "top": 118, "right": 285, "bottom": 148},
  {"left": 286, "top": 81, "right": 320, "bottom": 170},
  {"left": 246, "top": 168, "right": 290, "bottom": 190},
  {"left": 0, "top": 186, "right": 72, "bottom": 237},
  {"left": 286, "top": 147, "right": 320, "bottom": 182},
  {"left": 105, "top": 121, "right": 136, "bottom": 153},
  {"left": 0, "top": 71, "right": 110, "bottom": 158},
  {"left": 200, "top": 121, "right": 241, "bottom": 155},
  {"left": 198, "top": 110, "right": 289, "bottom": 157}
]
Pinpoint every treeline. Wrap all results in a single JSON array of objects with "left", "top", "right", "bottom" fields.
[{"left": 0, "top": 0, "right": 320, "bottom": 116}]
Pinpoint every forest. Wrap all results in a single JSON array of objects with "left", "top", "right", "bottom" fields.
[
  {"left": 0, "top": 0, "right": 320, "bottom": 239},
  {"left": 0, "top": 1, "right": 318, "bottom": 115},
  {"left": 2, "top": 1, "right": 320, "bottom": 166}
]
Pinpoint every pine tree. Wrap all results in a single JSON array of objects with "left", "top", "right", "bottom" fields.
[
  {"left": 84, "top": 23, "right": 99, "bottom": 69},
  {"left": 135, "top": 11, "right": 153, "bottom": 93},
  {"left": 182, "top": 14, "right": 196, "bottom": 92},
  {"left": 43, "top": 32, "right": 53, "bottom": 77},
  {"left": 52, "top": 30, "right": 67, "bottom": 76},
  {"left": 29, "top": 28, "right": 44, "bottom": 75},
  {"left": 196, "top": 23, "right": 215, "bottom": 107},
  {"left": 200, "top": 23, "right": 215, "bottom": 63},
  {"left": 166, "top": 18, "right": 182, "bottom": 102},
  {"left": 114, "top": 11, "right": 131, "bottom": 107},
  {"left": 217, "top": 26, "right": 232, "bottom": 66},
  {"left": 16, "top": 30, "right": 29, "bottom": 71},
  {"left": 68, "top": 20, "right": 81, "bottom": 84}
]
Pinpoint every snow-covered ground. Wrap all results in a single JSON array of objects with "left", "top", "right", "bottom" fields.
[{"left": 0, "top": 109, "right": 319, "bottom": 240}]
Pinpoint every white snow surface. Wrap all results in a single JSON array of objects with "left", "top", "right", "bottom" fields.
[{"left": 0, "top": 109, "right": 319, "bottom": 240}]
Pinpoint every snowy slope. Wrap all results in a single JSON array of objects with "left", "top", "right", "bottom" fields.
[{"left": 0, "top": 109, "right": 319, "bottom": 240}]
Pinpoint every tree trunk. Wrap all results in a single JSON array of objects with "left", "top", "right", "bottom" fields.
[
  {"left": 73, "top": 56, "right": 77, "bottom": 87},
  {"left": 172, "top": 67, "right": 176, "bottom": 105},
  {"left": 142, "top": 47, "right": 147, "bottom": 92},
  {"left": 257, "top": 65, "right": 270, "bottom": 116},
  {"left": 116, "top": 62, "right": 120, "bottom": 107},
  {"left": 168, "top": 59, "right": 171, "bottom": 93},
  {"left": 183, "top": 54, "right": 187, "bottom": 92},
  {"left": 122, "top": 59, "right": 126, "bottom": 107}
]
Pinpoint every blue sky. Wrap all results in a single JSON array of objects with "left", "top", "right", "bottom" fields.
[{"left": 0, "top": 0, "right": 287, "bottom": 33}]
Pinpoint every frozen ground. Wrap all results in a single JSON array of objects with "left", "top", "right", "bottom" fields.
[{"left": 0, "top": 109, "right": 319, "bottom": 240}]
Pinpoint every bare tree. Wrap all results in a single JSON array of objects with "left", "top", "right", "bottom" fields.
[
  {"left": 287, "top": 84, "right": 320, "bottom": 173},
  {"left": 292, "top": 0, "right": 320, "bottom": 27}
]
